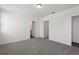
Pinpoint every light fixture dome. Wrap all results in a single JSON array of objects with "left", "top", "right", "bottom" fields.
[{"left": 36, "top": 4, "right": 43, "bottom": 8}]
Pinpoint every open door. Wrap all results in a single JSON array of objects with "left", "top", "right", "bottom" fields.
[
  {"left": 30, "top": 21, "right": 36, "bottom": 38},
  {"left": 44, "top": 21, "right": 49, "bottom": 39}
]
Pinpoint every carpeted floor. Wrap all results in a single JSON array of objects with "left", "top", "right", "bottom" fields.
[{"left": 0, "top": 38, "right": 79, "bottom": 55}]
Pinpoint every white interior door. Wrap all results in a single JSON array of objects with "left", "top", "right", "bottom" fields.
[{"left": 72, "top": 16, "right": 79, "bottom": 43}]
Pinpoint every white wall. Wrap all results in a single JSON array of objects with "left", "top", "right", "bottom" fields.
[
  {"left": 32, "top": 17, "right": 44, "bottom": 37},
  {"left": 39, "top": 18, "right": 49, "bottom": 38},
  {"left": 38, "top": 18, "right": 44, "bottom": 37},
  {"left": 72, "top": 16, "right": 79, "bottom": 43},
  {"left": 35, "top": 18, "right": 48, "bottom": 38},
  {"left": 49, "top": 14, "right": 71, "bottom": 46},
  {"left": 35, "top": 20, "right": 40, "bottom": 37},
  {"left": 0, "top": 10, "right": 30, "bottom": 45},
  {"left": 40, "top": 6, "right": 79, "bottom": 46}
]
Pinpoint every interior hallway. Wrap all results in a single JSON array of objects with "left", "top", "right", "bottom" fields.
[{"left": 0, "top": 38, "right": 79, "bottom": 55}]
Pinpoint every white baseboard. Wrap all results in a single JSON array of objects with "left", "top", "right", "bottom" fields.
[
  {"left": 0, "top": 39, "right": 29, "bottom": 45},
  {"left": 49, "top": 38, "right": 71, "bottom": 46}
]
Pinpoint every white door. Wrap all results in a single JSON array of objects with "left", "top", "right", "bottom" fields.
[{"left": 72, "top": 16, "right": 79, "bottom": 43}]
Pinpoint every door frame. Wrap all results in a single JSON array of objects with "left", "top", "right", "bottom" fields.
[{"left": 44, "top": 21, "right": 49, "bottom": 38}]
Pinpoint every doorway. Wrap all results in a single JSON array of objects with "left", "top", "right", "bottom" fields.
[
  {"left": 30, "top": 21, "right": 36, "bottom": 38},
  {"left": 72, "top": 16, "right": 79, "bottom": 48},
  {"left": 44, "top": 21, "right": 49, "bottom": 39}
]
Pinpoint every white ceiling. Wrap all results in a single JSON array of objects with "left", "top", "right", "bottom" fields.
[{"left": 0, "top": 4, "right": 79, "bottom": 18}]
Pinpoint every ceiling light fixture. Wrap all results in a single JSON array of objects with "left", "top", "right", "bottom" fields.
[{"left": 36, "top": 4, "right": 43, "bottom": 8}]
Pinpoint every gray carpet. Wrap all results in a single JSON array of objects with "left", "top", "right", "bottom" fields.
[{"left": 0, "top": 38, "right": 79, "bottom": 55}]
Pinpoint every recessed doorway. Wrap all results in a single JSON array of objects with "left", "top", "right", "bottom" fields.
[
  {"left": 44, "top": 21, "right": 49, "bottom": 39},
  {"left": 30, "top": 21, "right": 36, "bottom": 38}
]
